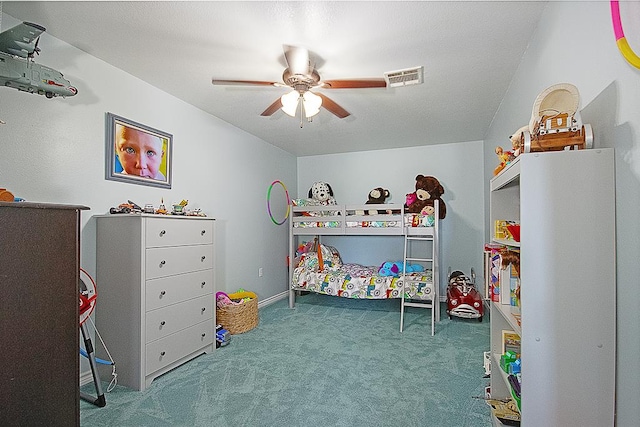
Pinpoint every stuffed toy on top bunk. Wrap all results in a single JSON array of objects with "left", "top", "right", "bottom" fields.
[
  {"left": 308, "top": 181, "right": 337, "bottom": 205},
  {"left": 405, "top": 174, "right": 447, "bottom": 219},
  {"left": 354, "top": 187, "right": 391, "bottom": 215},
  {"left": 291, "top": 181, "right": 339, "bottom": 215}
]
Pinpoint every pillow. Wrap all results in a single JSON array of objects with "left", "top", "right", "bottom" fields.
[{"left": 298, "top": 243, "right": 342, "bottom": 271}]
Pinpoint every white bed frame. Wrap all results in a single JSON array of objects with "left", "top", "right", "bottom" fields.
[{"left": 288, "top": 201, "right": 441, "bottom": 334}]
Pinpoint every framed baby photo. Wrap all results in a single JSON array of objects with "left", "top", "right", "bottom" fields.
[{"left": 105, "top": 112, "right": 172, "bottom": 189}]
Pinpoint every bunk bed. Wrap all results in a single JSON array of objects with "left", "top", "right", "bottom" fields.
[{"left": 288, "top": 201, "right": 441, "bottom": 334}]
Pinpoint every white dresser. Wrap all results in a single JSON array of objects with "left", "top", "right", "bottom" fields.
[{"left": 95, "top": 214, "right": 215, "bottom": 391}]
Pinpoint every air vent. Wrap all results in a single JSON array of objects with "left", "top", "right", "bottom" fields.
[{"left": 384, "top": 66, "right": 424, "bottom": 87}]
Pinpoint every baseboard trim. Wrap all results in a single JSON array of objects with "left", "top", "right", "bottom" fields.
[{"left": 258, "top": 291, "right": 288, "bottom": 308}]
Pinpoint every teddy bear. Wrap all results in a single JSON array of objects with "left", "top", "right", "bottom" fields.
[
  {"left": 509, "top": 125, "right": 528, "bottom": 157},
  {"left": 364, "top": 187, "right": 390, "bottom": 215},
  {"left": 308, "top": 182, "right": 336, "bottom": 205},
  {"left": 405, "top": 174, "right": 447, "bottom": 219}
]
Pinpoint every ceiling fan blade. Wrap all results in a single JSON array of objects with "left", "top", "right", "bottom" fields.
[
  {"left": 321, "top": 79, "right": 387, "bottom": 89},
  {"left": 212, "top": 79, "right": 278, "bottom": 87},
  {"left": 260, "top": 98, "right": 283, "bottom": 116},
  {"left": 283, "top": 45, "right": 311, "bottom": 75},
  {"left": 316, "top": 93, "right": 350, "bottom": 118}
]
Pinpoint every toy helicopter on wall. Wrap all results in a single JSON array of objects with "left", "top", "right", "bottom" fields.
[{"left": 0, "top": 21, "right": 77, "bottom": 98}]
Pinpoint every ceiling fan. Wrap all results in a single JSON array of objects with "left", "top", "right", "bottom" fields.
[{"left": 211, "top": 45, "right": 387, "bottom": 121}]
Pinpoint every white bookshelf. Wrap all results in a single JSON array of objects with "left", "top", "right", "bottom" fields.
[{"left": 488, "top": 149, "right": 616, "bottom": 426}]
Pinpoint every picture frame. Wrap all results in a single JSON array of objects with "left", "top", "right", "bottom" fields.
[{"left": 105, "top": 112, "right": 172, "bottom": 189}]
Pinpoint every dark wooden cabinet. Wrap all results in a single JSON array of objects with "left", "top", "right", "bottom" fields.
[{"left": 0, "top": 202, "right": 88, "bottom": 427}]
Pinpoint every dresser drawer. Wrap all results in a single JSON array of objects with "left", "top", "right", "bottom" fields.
[
  {"left": 146, "top": 294, "right": 213, "bottom": 343},
  {"left": 145, "top": 218, "right": 213, "bottom": 248},
  {"left": 145, "top": 319, "right": 213, "bottom": 375},
  {"left": 146, "top": 269, "right": 213, "bottom": 312},
  {"left": 146, "top": 245, "right": 213, "bottom": 279}
]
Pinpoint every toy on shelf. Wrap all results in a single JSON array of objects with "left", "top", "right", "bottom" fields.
[
  {"left": 493, "top": 146, "right": 516, "bottom": 176},
  {"left": 494, "top": 220, "right": 520, "bottom": 243},
  {"left": 509, "top": 125, "right": 528, "bottom": 158},
  {"left": 511, "top": 83, "right": 593, "bottom": 155},
  {"left": 446, "top": 268, "right": 483, "bottom": 322},
  {"left": 486, "top": 398, "right": 521, "bottom": 426}
]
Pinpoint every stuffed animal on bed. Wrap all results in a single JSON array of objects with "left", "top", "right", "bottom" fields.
[
  {"left": 308, "top": 182, "right": 337, "bottom": 205},
  {"left": 378, "top": 261, "right": 425, "bottom": 277},
  {"left": 364, "top": 187, "right": 390, "bottom": 215},
  {"left": 405, "top": 175, "right": 447, "bottom": 219}
]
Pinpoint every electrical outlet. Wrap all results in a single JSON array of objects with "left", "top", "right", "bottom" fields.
[{"left": 258, "top": 267, "right": 263, "bottom": 277}]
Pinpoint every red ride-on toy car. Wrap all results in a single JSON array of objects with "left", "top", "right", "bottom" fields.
[{"left": 446, "top": 268, "right": 483, "bottom": 322}]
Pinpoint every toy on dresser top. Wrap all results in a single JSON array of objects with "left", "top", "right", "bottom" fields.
[
  {"left": 0, "top": 187, "right": 17, "bottom": 202},
  {"left": 109, "top": 198, "right": 206, "bottom": 216}
]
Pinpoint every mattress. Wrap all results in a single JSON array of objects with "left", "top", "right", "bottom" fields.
[{"left": 292, "top": 263, "right": 434, "bottom": 300}]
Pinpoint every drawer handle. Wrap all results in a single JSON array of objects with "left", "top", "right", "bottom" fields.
[
  {"left": 160, "top": 291, "right": 166, "bottom": 296},
  {"left": 201, "top": 307, "right": 206, "bottom": 312},
  {"left": 201, "top": 333, "right": 206, "bottom": 338},
  {"left": 160, "top": 260, "right": 166, "bottom": 267},
  {"left": 201, "top": 229, "right": 206, "bottom": 235},
  {"left": 160, "top": 230, "right": 166, "bottom": 236},
  {"left": 201, "top": 281, "right": 206, "bottom": 288},
  {"left": 160, "top": 351, "right": 166, "bottom": 357},
  {"left": 201, "top": 256, "right": 206, "bottom": 262},
  {"left": 160, "top": 321, "right": 166, "bottom": 326}
]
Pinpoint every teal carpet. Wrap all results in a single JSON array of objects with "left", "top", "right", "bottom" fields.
[{"left": 81, "top": 294, "right": 491, "bottom": 426}]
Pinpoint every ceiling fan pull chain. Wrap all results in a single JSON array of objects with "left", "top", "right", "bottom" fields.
[{"left": 299, "top": 95, "right": 304, "bottom": 128}]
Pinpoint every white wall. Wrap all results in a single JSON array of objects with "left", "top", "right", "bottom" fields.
[
  {"left": 483, "top": 2, "right": 640, "bottom": 424},
  {"left": 297, "top": 141, "right": 485, "bottom": 294},
  {"left": 0, "top": 14, "right": 296, "bottom": 303}
]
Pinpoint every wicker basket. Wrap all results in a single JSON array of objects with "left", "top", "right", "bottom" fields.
[{"left": 216, "top": 297, "right": 258, "bottom": 334}]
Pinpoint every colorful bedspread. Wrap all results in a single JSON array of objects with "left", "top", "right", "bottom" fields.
[{"left": 292, "top": 263, "right": 434, "bottom": 300}]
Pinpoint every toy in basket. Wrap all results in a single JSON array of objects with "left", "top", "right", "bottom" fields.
[
  {"left": 216, "top": 290, "right": 259, "bottom": 334},
  {"left": 446, "top": 268, "right": 483, "bottom": 322}
]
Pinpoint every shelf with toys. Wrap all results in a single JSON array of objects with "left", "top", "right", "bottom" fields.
[{"left": 488, "top": 148, "right": 615, "bottom": 426}]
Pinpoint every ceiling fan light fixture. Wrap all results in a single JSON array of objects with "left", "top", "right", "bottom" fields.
[
  {"left": 303, "top": 91, "right": 322, "bottom": 118},
  {"left": 280, "top": 90, "right": 300, "bottom": 117}
]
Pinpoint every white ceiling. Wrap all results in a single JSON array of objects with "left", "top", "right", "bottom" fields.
[{"left": 2, "top": 1, "right": 547, "bottom": 156}]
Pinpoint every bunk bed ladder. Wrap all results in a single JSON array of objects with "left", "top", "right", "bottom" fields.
[{"left": 400, "top": 200, "right": 440, "bottom": 335}]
